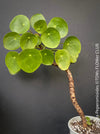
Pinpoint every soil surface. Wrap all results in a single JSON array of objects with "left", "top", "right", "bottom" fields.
[{"left": 70, "top": 119, "right": 100, "bottom": 134}]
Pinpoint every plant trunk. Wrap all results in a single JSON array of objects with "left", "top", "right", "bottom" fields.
[{"left": 66, "top": 69, "right": 87, "bottom": 128}]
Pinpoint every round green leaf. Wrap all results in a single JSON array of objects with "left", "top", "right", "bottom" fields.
[
  {"left": 17, "top": 49, "right": 42, "bottom": 73},
  {"left": 30, "top": 13, "right": 45, "bottom": 28},
  {"left": 5, "top": 51, "right": 20, "bottom": 75},
  {"left": 48, "top": 17, "right": 68, "bottom": 38},
  {"left": 3, "top": 32, "right": 20, "bottom": 50},
  {"left": 41, "top": 28, "right": 60, "bottom": 48},
  {"left": 41, "top": 49, "right": 54, "bottom": 65},
  {"left": 63, "top": 36, "right": 81, "bottom": 63},
  {"left": 55, "top": 49, "right": 70, "bottom": 70},
  {"left": 10, "top": 15, "right": 30, "bottom": 34},
  {"left": 20, "top": 33, "right": 38, "bottom": 50},
  {"left": 34, "top": 20, "right": 47, "bottom": 34},
  {"left": 35, "top": 33, "right": 41, "bottom": 46}
]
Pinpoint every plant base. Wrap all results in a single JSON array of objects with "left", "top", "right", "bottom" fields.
[{"left": 68, "top": 116, "right": 100, "bottom": 134}]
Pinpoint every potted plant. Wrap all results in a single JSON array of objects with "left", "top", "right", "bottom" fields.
[{"left": 3, "top": 13, "right": 100, "bottom": 134}]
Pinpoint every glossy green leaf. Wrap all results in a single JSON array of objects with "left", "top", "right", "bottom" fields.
[
  {"left": 10, "top": 15, "right": 30, "bottom": 34},
  {"left": 5, "top": 51, "right": 20, "bottom": 75},
  {"left": 55, "top": 49, "right": 70, "bottom": 70},
  {"left": 3, "top": 32, "right": 20, "bottom": 50},
  {"left": 48, "top": 17, "right": 68, "bottom": 38},
  {"left": 63, "top": 36, "right": 81, "bottom": 63},
  {"left": 41, "top": 49, "right": 54, "bottom": 65},
  {"left": 30, "top": 13, "right": 45, "bottom": 28},
  {"left": 20, "top": 33, "right": 38, "bottom": 50},
  {"left": 41, "top": 28, "right": 60, "bottom": 48},
  {"left": 34, "top": 33, "right": 41, "bottom": 46},
  {"left": 34, "top": 20, "right": 47, "bottom": 34},
  {"left": 17, "top": 49, "right": 42, "bottom": 73}
]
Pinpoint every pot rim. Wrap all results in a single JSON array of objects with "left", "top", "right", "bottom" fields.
[{"left": 68, "top": 115, "right": 100, "bottom": 134}]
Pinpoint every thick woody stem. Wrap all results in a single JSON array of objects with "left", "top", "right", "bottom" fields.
[
  {"left": 52, "top": 63, "right": 87, "bottom": 128},
  {"left": 66, "top": 69, "right": 87, "bottom": 128}
]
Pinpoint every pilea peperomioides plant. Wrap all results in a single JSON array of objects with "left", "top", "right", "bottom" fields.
[{"left": 3, "top": 13, "right": 88, "bottom": 130}]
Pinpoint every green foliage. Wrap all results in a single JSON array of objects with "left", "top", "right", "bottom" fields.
[
  {"left": 10, "top": 15, "right": 30, "bottom": 34},
  {"left": 41, "top": 49, "right": 54, "bottom": 65},
  {"left": 86, "top": 117, "right": 92, "bottom": 126},
  {"left": 30, "top": 13, "right": 45, "bottom": 28},
  {"left": 34, "top": 33, "right": 41, "bottom": 46},
  {"left": 55, "top": 49, "right": 70, "bottom": 70},
  {"left": 5, "top": 51, "right": 20, "bottom": 75},
  {"left": 3, "top": 13, "right": 81, "bottom": 75},
  {"left": 17, "top": 49, "right": 42, "bottom": 73},
  {"left": 3, "top": 32, "right": 20, "bottom": 50},
  {"left": 48, "top": 17, "right": 68, "bottom": 38},
  {"left": 34, "top": 20, "right": 47, "bottom": 34},
  {"left": 20, "top": 33, "right": 38, "bottom": 50},
  {"left": 63, "top": 36, "right": 81, "bottom": 63},
  {"left": 41, "top": 28, "right": 60, "bottom": 48}
]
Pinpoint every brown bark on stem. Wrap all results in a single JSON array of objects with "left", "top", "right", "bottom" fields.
[
  {"left": 52, "top": 63, "right": 87, "bottom": 128},
  {"left": 66, "top": 69, "right": 87, "bottom": 128}
]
